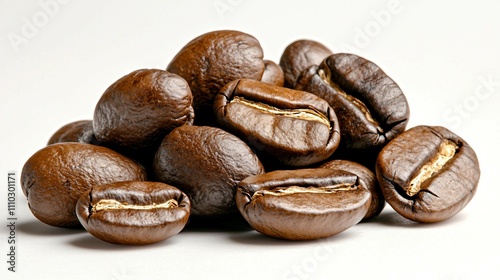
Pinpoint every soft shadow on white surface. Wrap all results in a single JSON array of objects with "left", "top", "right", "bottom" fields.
[
  {"left": 2, "top": 1, "right": 499, "bottom": 279},
  {"left": 181, "top": 217, "right": 254, "bottom": 233},
  {"left": 229, "top": 227, "right": 357, "bottom": 246},
  {"left": 371, "top": 209, "right": 468, "bottom": 228},
  {"left": 68, "top": 234, "right": 178, "bottom": 251},
  {"left": 17, "top": 220, "right": 86, "bottom": 236}
]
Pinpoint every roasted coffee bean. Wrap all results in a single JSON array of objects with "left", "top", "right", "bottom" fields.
[
  {"left": 21, "top": 142, "right": 147, "bottom": 227},
  {"left": 376, "top": 125, "right": 480, "bottom": 223},
  {"left": 261, "top": 60, "right": 285, "bottom": 86},
  {"left": 93, "top": 69, "right": 194, "bottom": 152},
  {"left": 76, "top": 181, "right": 190, "bottom": 245},
  {"left": 320, "top": 159, "right": 384, "bottom": 221},
  {"left": 236, "top": 168, "right": 371, "bottom": 240},
  {"left": 279, "top": 39, "right": 333, "bottom": 88},
  {"left": 295, "top": 53, "right": 409, "bottom": 154},
  {"left": 214, "top": 79, "right": 340, "bottom": 167},
  {"left": 167, "top": 30, "right": 265, "bottom": 125},
  {"left": 154, "top": 125, "right": 264, "bottom": 218},
  {"left": 47, "top": 120, "right": 99, "bottom": 145}
]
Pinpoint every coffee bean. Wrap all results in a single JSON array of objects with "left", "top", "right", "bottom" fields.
[
  {"left": 47, "top": 119, "right": 99, "bottom": 145},
  {"left": 261, "top": 60, "right": 285, "bottom": 86},
  {"left": 21, "top": 142, "right": 147, "bottom": 227},
  {"left": 295, "top": 53, "right": 409, "bottom": 155},
  {"left": 154, "top": 125, "right": 264, "bottom": 218},
  {"left": 320, "top": 159, "right": 385, "bottom": 221},
  {"left": 214, "top": 78, "right": 341, "bottom": 167},
  {"left": 76, "top": 181, "right": 190, "bottom": 245},
  {"left": 376, "top": 125, "right": 480, "bottom": 223},
  {"left": 167, "top": 30, "right": 265, "bottom": 125},
  {"left": 21, "top": 29, "right": 482, "bottom": 244},
  {"left": 93, "top": 69, "right": 194, "bottom": 152},
  {"left": 236, "top": 168, "right": 371, "bottom": 240},
  {"left": 279, "top": 39, "right": 333, "bottom": 88}
]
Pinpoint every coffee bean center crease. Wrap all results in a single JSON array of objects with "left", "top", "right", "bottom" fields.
[
  {"left": 407, "top": 139, "right": 458, "bottom": 196},
  {"left": 251, "top": 184, "right": 357, "bottom": 200},
  {"left": 231, "top": 96, "right": 331, "bottom": 128},
  {"left": 318, "top": 68, "right": 383, "bottom": 133},
  {"left": 92, "top": 199, "right": 179, "bottom": 212}
]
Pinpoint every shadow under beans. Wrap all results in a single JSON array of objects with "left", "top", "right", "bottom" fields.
[
  {"left": 17, "top": 220, "right": 86, "bottom": 236},
  {"left": 181, "top": 215, "right": 254, "bottom": 233},
  {"left": 371, "top": 210, "right": 467, "bottom": 228},
  {"left": 68, "top": 234, "right": 177, "bottom": 251},
  {"left": 229, "top": 229, "right": 355, "bottom": 247}
]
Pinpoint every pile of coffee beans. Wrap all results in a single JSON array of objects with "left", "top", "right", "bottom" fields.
[{"left": 21, "top": 30, "right": 481, "bottom": 245}]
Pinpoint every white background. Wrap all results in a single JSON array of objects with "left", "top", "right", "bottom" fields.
[{"left": 1, "top": 0, "right": 500, "bottom": 279}]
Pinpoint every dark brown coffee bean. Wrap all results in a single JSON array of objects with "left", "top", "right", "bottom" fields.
[
  {"left": 76, "top": 181, "right": 190, "bottom": 245},
  {"left": 261, "top": 60, "right": 285, "bottom": 86},
  {"left": 214, "top": 79, "right": 340, "bottom": 167},
  {"left": 154, "top": 125, "right": 264, "bottom": 217},
  {"left": 166, "top": 30, "right": 265, "bottom": 125},
  {"left": 236, "top": 168, "right": 371, "bottom": 240},
  {"left": 47, "top": 120, "right": 99, "bottom": 145},
  {"left": 320, "top": 159, "right": 385, "bottom": 221},
  {"left": 279, "top": 39, "right": 333, "bottom": 88},
  {"left": 295, "top": 53, "right": 409, "bottom": 154},
  {"left": 376, "top": 125, "right": 480, "bottom": 223},
  {"left": 21, "top": 143, "right": 147, "bottom": 227},
  {"left": 93, "top": 69, "right": 194, "bottom": 152}
]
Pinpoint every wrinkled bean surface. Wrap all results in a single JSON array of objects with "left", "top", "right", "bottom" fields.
[
  {"left": 376, "top": 125, "right": 480, "bottom": 223},
  {"left": 236, "top": 168, "right": 371, "bottom": 240},
  {"left": 295, "top": 53, "right": 409, "bottom": 154},
  {"left": 167, "top": 30, "right": 265, "bottom": 125},
  {"left": 93, "top": 69, "right": 194, "bottom": 152},
  {"left": 214, "top": 79, "right": 340, "bottom": 167},
  {"left": 154, "top": 125, "right": 264, "bottom": 217},
  {"left": 279, "top": 39, "right": 333, "bottom": 88},
  {"left": 21, "top": 142, "right": 147, "bottom": 227},
  {"left": 76, "top": 181, "right": 190, "bottom": 245},
  {"left": 320, "top": 159, "right": 385, "bottom": 221}
]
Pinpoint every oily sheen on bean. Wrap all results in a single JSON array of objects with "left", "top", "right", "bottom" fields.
[
  {"left": 261, "top": 59, "right": 285, "bottom": 86},
  {"left": 236, "top": 168, "right": 371, "bottom": 240},
  {"left": 47, "top": 119, "right": 99, "bottom": 145},
  {"left": 376, "top": 125, "right": 480, "bottom": 223},
  {"left": 320, "top": 159, "right": 385, "bottom": 221},
  {"left": 279, "top": 39, "right": 333, "bottom": 88},
  {"left": 76, "top": 181, "right": 190, "bottom": 245},
  {"left": 214, "top": 79, "right": 340, "bottom": 167},
  {"left": 20, "top": 29, "right": 482, "bottom": 246},
  {"left": 21, "top": 142, "right": 147, "bottom": 227},
  {"left": 93, "top": 69, "right": 194, "bottom": 152},
  {"left": 296, "top": 53, "right": 409, "bottom": 156},
  {"left": 154, "top": 125, "right": 264, "bottom": 218},
  {"left": 167, "top": 30, "right": 266, "bottom": 125}
]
